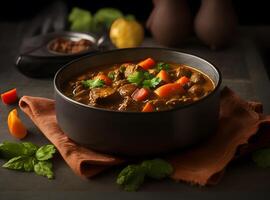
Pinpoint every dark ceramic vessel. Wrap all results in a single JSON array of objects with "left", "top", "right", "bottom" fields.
[{"left": 54, "top": 48, "right": 222, "bottom": 156}]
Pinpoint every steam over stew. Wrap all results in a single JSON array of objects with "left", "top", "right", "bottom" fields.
[{"left": 64, "top": 58, "right": 214, "bottom": 112}]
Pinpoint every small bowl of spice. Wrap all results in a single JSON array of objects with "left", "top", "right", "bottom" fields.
[{"left": 48, "top": 37, "right": 93, "bottom": 55}]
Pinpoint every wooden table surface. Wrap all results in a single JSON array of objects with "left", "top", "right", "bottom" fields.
[{"left": 0, "top": 22, "right": 270, "bottom": 199}]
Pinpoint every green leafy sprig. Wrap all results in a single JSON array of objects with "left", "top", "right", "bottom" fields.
[
  {"left": 0, "top": 142, "right": 56, "bottom": 179},
  {"left": 116, "top": 158, "right": 173, "bottom": 191},
  {"left": 127, "top": 71, "right": 161, "bottom": 89}
]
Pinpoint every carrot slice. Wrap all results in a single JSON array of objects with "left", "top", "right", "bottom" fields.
[
  {"left": 132, "top": 88, "right": 150, "bottom": 102},
  {"left": 176, "top": 76, "right": 189, "bottom": 85},
  {"left": 154, "top": 83, "right": 185, "bottom": 98},
  {"left": 7, "top": 109, "right": 27, "bottom": 139},
  {"left": 142, "top": 102, "right": 155, "bottom": 112},
  {"left": 157, "top": 70, "right": 170, "bottom": 83},
  {"left": 96, "top": 74, "right": 112, "bottom": 86},
  {"left": 1, "top": 88, "right": 18, "bottom": 105},
  {"left": 138, "top": 58, "right": 155, "bottom": 70}
]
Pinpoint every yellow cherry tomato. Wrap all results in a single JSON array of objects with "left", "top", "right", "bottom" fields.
[{"left": 109, "top": 18, "right": 144, "bottom": 48}]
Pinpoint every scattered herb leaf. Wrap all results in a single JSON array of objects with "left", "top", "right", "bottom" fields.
[
  {"left": 116, "top": 159, "right": 173, "bottom": 191},
  {"left": 116, "top": 165, "right": 145, "bottom": 192},
  {"left": 141, "top": 158, "right": 173, "bottom": 179},
  {"left": 34, "top": 161, "right": 54, "bottom": 179},
  {"left": 119, "top": 65, "right": 126, "bottom": 73},
  {"left": 108, "top": 71, "right": 115, "bottom": 80},
  {"left": 0, "top": 141, "right": 38, "bottom": 159},
  {"left": 127, "top": 71, "right": 144, "bottom": 86},
  {"left": 0, "top": 141, "right": 56, "bottom": 180},
  {"left": 252, "top": 148, "right": 270, "bottom": 168},
  {"left": 36, "top": 145, "right": 56, "bottom": 161},
  {"left": 143, "top": 71, "right": 155, "bottom": 80},
  {"left": 82, "top": 79, "right": 105, "bottom": 89},
  {"left": 2, "top": 156, "right": 37, "bottom": 172},
  {"left": 156, "top": 62, "right": 170, "bottom": 72},
  {"left": 128, "top": 71, "right": 160, "bottom": 88},
  {"left": 143, "top": 77, "right": 161, "bottom": 89}
]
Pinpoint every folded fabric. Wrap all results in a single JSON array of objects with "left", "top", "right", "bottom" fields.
[{"left": 19, "top": 87, "right": 270, "bottom": 186}]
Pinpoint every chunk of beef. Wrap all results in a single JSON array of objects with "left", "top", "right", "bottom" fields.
[
  {"left": 190, "top": 73, "right": 205, "bottom": 84},
  {"left": 188, "top": 84, "right": 205, "bottom": 97},
  {"left": 110, "top": 68, "right": 125, "bottom": 81},
  {"left": 118, "top": 84, "right": 138, "bottom": 97},
  {"left": 113, "top": 79, "right": 129, "bottom": 88},
  {"left": 174, "top": 66, "right": 192, "bottom": 79},
  {"left": 182, "top": 81, "right": 194, "bottom": 90},
  {"left": 89, "top": 87, "right": 118, "bottom": 105},
  {"left": 118, "top": 97, "right": 140, "bottom": 111},
  {"left": 124, "top": 64, "right": 143, "bottom": 78}
]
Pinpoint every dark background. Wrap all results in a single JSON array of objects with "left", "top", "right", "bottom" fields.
[{"left": 0, "top": 0, "right": 269, "bottom": 25}]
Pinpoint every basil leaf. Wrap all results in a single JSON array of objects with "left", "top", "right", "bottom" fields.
[
  {"left": 116, "top": 165, "right": 145, "bottom": 192},
  {"left": 0, "top": 142, "right": 38, "bottom": 159},
  {"left": 252, "top": 148, "right": 270, "bottom": 168},
  {"left": 127, "top": 71, "right": 144, "bottom": 86},
  {"left": 82, "top": 79, "right": 105, "bottom": 89},
  {"left": 24, "top": 157, "right": 38, "bottom": 172},
  {"left": 141, "top": 159, "right": 173, "bottom": 179},
  {"left": 143, "top": 77, "right": 161, "bottom": 89},
  {"left": 3, "top": 156, "right": 24, "bottom": 170},
  {"left": 2, "top": 156, "right": 37, "bottom": 172},
  {"left": 36, "top": 145, "right": 56, "bottom": 161},
  {"left": 34, "top": 161, "right": 54, "bottom": 179}
]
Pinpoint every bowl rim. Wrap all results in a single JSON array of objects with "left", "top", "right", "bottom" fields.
[{"left": 54, "top": 47, "right": 222, "bottom": 115}]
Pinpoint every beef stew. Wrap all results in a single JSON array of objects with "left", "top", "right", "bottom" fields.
[{"left": 64, "top": 58, "right": 214, "bottom": 112}]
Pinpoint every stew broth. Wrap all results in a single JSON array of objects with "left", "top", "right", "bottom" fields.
[{"left": 64, "top": 58, "right": 215, "bottom": 112}]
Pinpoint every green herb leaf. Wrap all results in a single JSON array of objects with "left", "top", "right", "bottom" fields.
[
  {"left": 127, "top": 71, "right": 144, "bottom": 86},
  {"left": 0, "top": 142, "right": 38, "bottom": 159},
  {"left": 3, "top": 156, "right": 24, "bottom": 170},
  {"left": 3, "top": 156, "right": 37, "bottom": 172},
  {"left": 24, "top": 157, "right": 38, "bottom": 172},
  {"left": 93, "top": 8, "right": 123, "bottom": 29},
  {"left": 119, "top": 65, "right": 126, "bottom": 73},
  {"left": 141, "top": 159, "right": 173, "bottom": 179},
  {"left": 34, "top": 161, "right": 54, "bottom": 179},
  {"left": 68, "top": 7, "right": 93, "bottom": 32},
  {"left": 108, "top": 71, "right": 115, "bottom": 80},
  {"left": 143, "top": 77, "right": 161, "bottom": 89},
  {"left": 156, "top": 62, "right": 170, "bottom": 72},
  {"left": 116, "top": 165, "right": 145, "bottom": 192},
  {"left": 143, "top": 71, "right": 155, "bottom": 80},
  {"left": 36, "top": 145, "right": 56, "bottom": 161},
  {"left": 252, "top": 148, "right": 270, "bottom": 168},
  {"left": 82, "top": 79, "right": 105, "bottom": 89}
]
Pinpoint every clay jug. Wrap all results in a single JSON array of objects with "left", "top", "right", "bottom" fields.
[
  {"left": 147, "top": 0, "right": 192, "bottom": 47},
  {"left": 194, "top": 0, "right": 237, "bottom": 49}
]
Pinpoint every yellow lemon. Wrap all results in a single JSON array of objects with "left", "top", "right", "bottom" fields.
[{"left": 110, "top": 18, "right": 144, "bottom": 48}]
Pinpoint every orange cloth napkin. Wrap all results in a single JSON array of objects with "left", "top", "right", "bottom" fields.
[{"left": 19, "top": 87, "right": 270, "bottom": 186}]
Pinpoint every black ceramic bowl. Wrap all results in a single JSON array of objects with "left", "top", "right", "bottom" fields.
[{"left": 54, "top": 48, "right": 222, "bottom": 156}]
